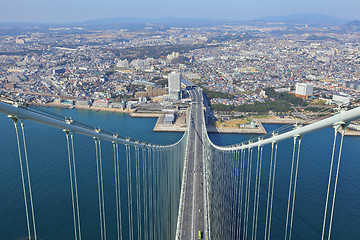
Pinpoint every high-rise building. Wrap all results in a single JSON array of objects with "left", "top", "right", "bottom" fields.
[
  {"left": 168, "top": 72, "right": 181, "bottom": 100},
  {"left": 116, "top": 59, "right": 129, "bottom": 68},
  {"left": 295, "top": 83, "right": 313, "bottom": 99}
]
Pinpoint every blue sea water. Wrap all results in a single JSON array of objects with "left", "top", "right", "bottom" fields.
[
  {"left": 0, "top": 108, "right": 359, "bottom": 239},
  {"left": 208, "top": 125, "right": 360, "bottom": 239}
]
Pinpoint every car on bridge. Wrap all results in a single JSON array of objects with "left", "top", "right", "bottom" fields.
[{"left": 198, "top": 230, "right": 202, "bottom": 239}]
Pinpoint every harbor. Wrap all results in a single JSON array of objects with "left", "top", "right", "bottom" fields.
[{"left": 28, "top": 103, "right": 360, "bottom": 136}]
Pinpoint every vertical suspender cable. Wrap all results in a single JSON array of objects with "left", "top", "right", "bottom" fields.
[
  {"left": 142, "top": 147, "right": 148, "bottom": 240},
  {"left": 238, "top": 148, "right": 245, "bottom": 237},
  {"left": 164, "top": 148, "right": 168, "bottom": 239},
  {"left": 254, "top": 146, "right": 263, "bottom": 240},
  {"left": 98, "top": 140, "right": 107, "bottom": 240},
  {"left": 174, "top": 145, "right": 178, "bottom": 238},
  {"left": 321, "top": 127, "right": 339, "bottom": 240},
  {"left": 156, "top": 149, "right": 161, "bottom": 239},
  {"left": 135, "top": 147, "right": 142, "bottom": 240},
  {"left": 289, "top": 137, "right": 302, "bottom": 240},
  {"left": 217, "top": 150, "right": 222, "bottom": 237},
  {"left": 244, "top": 147, "right": 253, "bottom": 240},
  {"left": 229, "top": 150, "right": 233, "bottom": 238},
  {"left": 12, "top": 118, "right": 32, "bottom": 240},
  {"left": 285, "top": 137, "right": 298, "bottom": 240},
  {"left": 20, "top": 122, "right": 37, "bottom": 240},
  {"left": 242, "top": 147, "right": 250, "bottom": 240},
  {"left": 264, "top": 142, "right": 275, "bottom": 240},
  {"left": 251, "top": 145, "right": 261, "bottom": 240},
  {"left": 228, "top": 150, "right": 232, "bottom": 237},
  {"left": 248, "top": 148, "right": 254, "bottom": 238},
  {"left": 231, "top": 150, "right": 238, "bottom": 238},
  {"left": 235, "top": 148, "right": 240, "bottom": 237},
  {"left": 112, "top": 142, "right": 121, "bottom": 240},
  {"left": 229, "top": 150, "right": 234, "bottom": 238},
  {"left": 149, "top": 148, "right": 155, "bottom": 240},
  {"left": 70, "top": 133, "right": 82, "bottom": 240},
  {"left": 66, "top": 131, "right": 78, "bottom": 240},
  {"left": 217, "top": 149, "right": 222, "bottom": 237},
  {"left": 222, "top": 150, "right": 226, "bottom": 237},
  {"left": 224, "top": 150, "right": 228, "bottom": 237},
  {"left": 94, "top": 138, "right": 104, "bottom": 240},
  {"left": 151, "top": 148, "right": 155, "bottom": 240},
  {"left": 168, "top": 148, "right": 172, "bottom": 239},
  {"left": 126, "top": 145, "right": 134, "bottom": 240},
  {"left": 175, "top": 145, "right": 179, "bottom": 238},
  {"left": 235, "top": 149, "right": 240, "bottom": 238},
  {"left": 170, "top": 147, "right": 174, "bottom": 239},
  {"left": 327, "top": 128, "right": 345, "bottom": 240},
  {"left": 267, "top": 142, "right": 278, "bottom": 240},
  {"left": 116, "top": 143, "right": 123, "bottom": 240},
  {"left": 167, "top": 149, "right": 169, "bottom": 239},
  {"left": 147, "top": 148, "right": 151, "bottom": 240},
  {"left": 153, "top": 149, "right": 158, "bottom": 240}
]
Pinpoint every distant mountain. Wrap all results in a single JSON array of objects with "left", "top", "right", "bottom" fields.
[
  {"left": 255, "top": 14, "right": 348, "bottom": 26},
  {"left": 340, "top": 20, "right": 360, "bottom": 32},
  {"left": 306, "top": 34, "right": 340, "bottom": 42}
]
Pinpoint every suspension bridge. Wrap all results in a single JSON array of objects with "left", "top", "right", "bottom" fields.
[{"left": 0, "top": 86, "right": 360, "bottom": 240}]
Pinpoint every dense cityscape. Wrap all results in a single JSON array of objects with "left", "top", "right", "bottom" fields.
[
  {"left": 1, "top": 6, "right": 360, "bottom": 239},
  {"left": 1, "top": 18, "right": 360, "bottom": 119}
]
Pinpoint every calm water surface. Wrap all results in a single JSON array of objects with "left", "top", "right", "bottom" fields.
[{"left": 0, "top": 108, "right": 359, "bottom": 239}]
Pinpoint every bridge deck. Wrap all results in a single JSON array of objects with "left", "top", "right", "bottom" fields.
[{"left": 177, "top": 88, "right": 208, "bottom": 240}]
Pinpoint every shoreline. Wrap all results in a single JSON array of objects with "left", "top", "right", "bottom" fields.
[
  {"left": 28, "top": 103, "right": 360, "bottom": 136},
  {"left": 30, "top": 102, "right": 136, "bottom": 113}
]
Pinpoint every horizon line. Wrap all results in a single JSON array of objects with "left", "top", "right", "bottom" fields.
[{"left": 0, "top": 13, "right": 357, "bottom": 25}]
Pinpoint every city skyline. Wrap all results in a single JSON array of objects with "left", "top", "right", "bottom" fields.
[{"left": 1, "top": 0, "right": 360, "bottom": 23}]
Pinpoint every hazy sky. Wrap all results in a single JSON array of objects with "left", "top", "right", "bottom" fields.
[{"left": 1, "top": 0, "right": 360, "bottom": 23}]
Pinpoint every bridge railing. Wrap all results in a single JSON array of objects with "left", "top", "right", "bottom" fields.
[{"left": 175, "top": 104, "right": 193, "bottom": 239}]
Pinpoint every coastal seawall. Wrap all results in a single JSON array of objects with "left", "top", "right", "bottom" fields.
[
  {"left": 27, "top": 104, "right": 360, "bottom": 136},
  {"left": 31, "top": 103, "right": 135, "bottom": 113}
]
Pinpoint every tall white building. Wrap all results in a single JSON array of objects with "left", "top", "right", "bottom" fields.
[
  {"left": 168, "top": 72, "right": 181, "bottom": 100},
  {"left": 295, "top": 83, "right": 313, "bottom": 96},
  {"left": 116, "top": 59, "right": 129, "bottom": 68}
]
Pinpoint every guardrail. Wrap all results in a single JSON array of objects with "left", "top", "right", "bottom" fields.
[{"left": 175, "top": 106, "right": 192, "bottom": 240}]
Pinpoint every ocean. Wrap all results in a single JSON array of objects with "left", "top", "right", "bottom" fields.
[{"left": 0, "top": 107, "right": 359, "bottom": 239}]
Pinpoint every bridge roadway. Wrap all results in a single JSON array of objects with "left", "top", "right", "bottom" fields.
[{"left": 178, "top": 87, "right": 208, "bottom": 240}]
